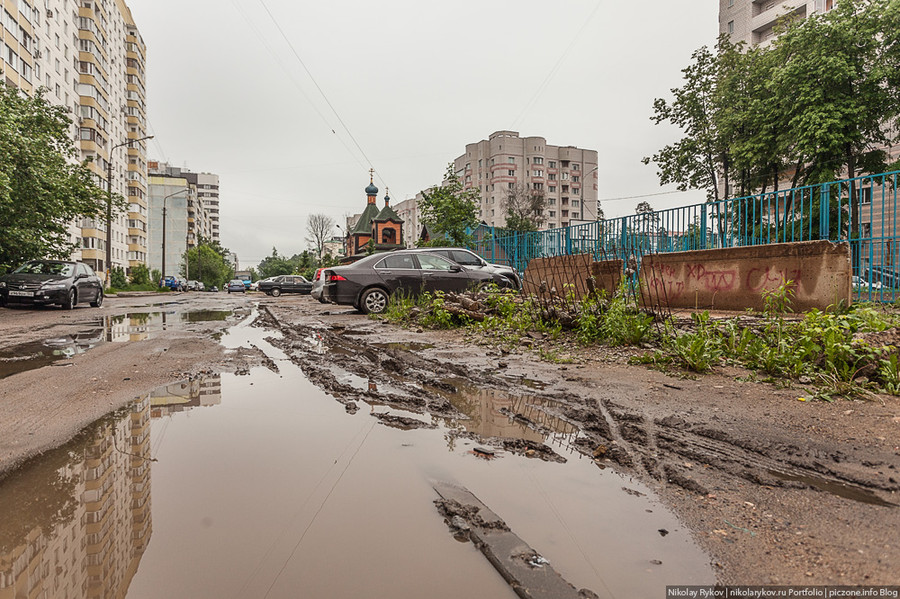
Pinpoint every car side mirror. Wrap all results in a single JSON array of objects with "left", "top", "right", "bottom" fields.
[
  {"left": 76, "top": 273, "right": 87, "bottom": 279},
  {"left": 449, "top": 265, "right": 462, "bottom": 273}
]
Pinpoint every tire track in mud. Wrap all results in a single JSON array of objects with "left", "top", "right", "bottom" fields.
[{"left": 258, "top": 305, "right": 899, "bottom": 508}]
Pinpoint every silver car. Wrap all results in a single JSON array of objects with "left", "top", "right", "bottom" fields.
[{"left": 406, "top": 247, "right": 521, "bottom": 289}]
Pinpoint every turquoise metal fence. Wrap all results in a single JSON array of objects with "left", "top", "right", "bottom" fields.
[{"left": 469, "top": 170, "right": 900, "bottom": 302}]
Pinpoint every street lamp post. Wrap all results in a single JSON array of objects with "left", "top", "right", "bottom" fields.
[
  {"left": 161, "top": 188, "right": 190, "bottom": 283},
  {"left": 106, "top": 135, "right": 153, "bottom": 287}
]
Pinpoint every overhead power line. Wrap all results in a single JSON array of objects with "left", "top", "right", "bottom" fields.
[
  {"left": 510, "top": 0, "right": 603, "bottom": 129},
  {"left": 254, "top": 0, "right": 389, "bottom": 189}
]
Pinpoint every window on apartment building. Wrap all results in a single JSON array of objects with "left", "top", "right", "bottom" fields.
[
  {"left": 572, "top": 164, "right": 579, "bottom": 171},
  {"left": 533, "top": 183, "right": 543, "bottom": 190},
  {"left": 549, "top": 186, "right": 556, "bottom": 193},
  {"left": 860, "top": 187, "right": 872, "bottom": 204},
  {"left": 548, "top": 174, "right": 556, "bottom": 181},
  {"left": 573, "top": 188, "right": 580, "bottom": 195},
  {"left": 572, "top": 212, "right": 579, "bottom": 219},
  {"left": 562, "top": 173, "right": 569, "bottom": 180},
  {"left": 549, "top": 211, "right": 556, "bottom": 218},
  {"left": 572, "top": 200, "right": 580, "bottom": 207},
  {"left": 55, "top": 33, "right": 59, "bottom": 48},
  {"left": 728, "top": 20, "right": 734, "bottom": 34},
  {"left": 507, "top": 170, "right": 515, "bottom": 176},
  {"left": 547, "top": 198, "right": 556, "bottom": 205},
  {"left": 549, "top": 161, "right": 556, "bottom": 168},
  {"left": 508, "top": 183, "right": 515, "bottom": 189},
  {"left": 533, "top": 170, "right": 542, "bottom": 177},
  {"left": 508, "top": 157, "right": 515, "bottom": 163},
  {"left": 533, "top": 157, "right": 543, "bottom": 164},
  {"left": 572, "top": 176, "right": 579, "bottom": 183}
]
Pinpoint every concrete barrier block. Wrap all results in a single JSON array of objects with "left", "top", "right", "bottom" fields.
[{"left": 639, "top": 240, "right": 851, "bottom": 312}]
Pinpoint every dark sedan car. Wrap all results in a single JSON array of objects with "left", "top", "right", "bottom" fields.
[
  {"left": 258, "top": 275, "right": 312, "bottom": 296},
  {"left": 322, "top": 250, "right": 509, "bottom": 314},
  {"left": 0, "top": 260, "right": 103, "bottom": 309}
]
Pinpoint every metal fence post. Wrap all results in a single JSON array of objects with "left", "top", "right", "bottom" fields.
[
  {"left": 700, "top": 204, "right": 708, "bottom": 250},
  {"left": 819, "top": 183, "right": 830, "bottom": 240}
]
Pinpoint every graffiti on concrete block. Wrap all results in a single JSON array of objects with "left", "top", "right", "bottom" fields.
[
  {"left": 746, "top": 267, "right": 802, "bottom": 292},
  {"left": 686, "top": 264, "right": 738, "bottom": 292}
]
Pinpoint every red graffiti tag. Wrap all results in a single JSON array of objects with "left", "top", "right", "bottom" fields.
[
  {"left": 686, "top": 264, "right": 737, "bottom": 292},
  {"left": 746, "top": 267, "right": 802, "bottom": 292}
]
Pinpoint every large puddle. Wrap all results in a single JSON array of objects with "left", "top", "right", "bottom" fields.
[
  {"left": 0, "top": 310, "right": 233, "bottom": 379},
  {"left": 0, "top": 313, "right": 713, "bottom": 598}
]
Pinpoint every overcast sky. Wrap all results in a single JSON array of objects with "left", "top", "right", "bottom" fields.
[{"left": 127, "top": 0, "right": 717, "bottom": 267}]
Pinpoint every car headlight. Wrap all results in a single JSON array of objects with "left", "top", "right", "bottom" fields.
[
  {"left": 0, "top": 281, "right": 6, "bottom": 288},
  {"left": 42, "top": 283, "right": 67, "bottom": 290}
]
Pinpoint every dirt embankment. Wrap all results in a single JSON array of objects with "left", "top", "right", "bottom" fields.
[{"left": 258, "top": 297, "right": 900, "bottom": 586}]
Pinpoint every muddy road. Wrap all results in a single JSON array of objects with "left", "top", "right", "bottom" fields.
[{"left": 0, "top": 292, "right": 898, "bottom": 597}]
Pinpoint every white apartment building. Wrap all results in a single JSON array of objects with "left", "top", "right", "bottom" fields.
[
  {"left": 147, "top": 162, "right": 220, "bottom": 278},
  {"left": 720, "top": 0, "right": 835, "bottom": 46},
  {"left": 454, "top": 131, "right": 599, "bottom": 230},
  {"left": 0, "top": 0, "right": 149, "bottom": 279}
]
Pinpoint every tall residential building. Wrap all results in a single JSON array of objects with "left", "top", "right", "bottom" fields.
[
  {"left": 720, "top": 0, "right": 835, "bottom": 46},
  {"left": 454, "top": 131, "right": 599, "bottom": 230},
  {"left": 147, "top": 162, "right": 220, "bottom": 278},
  {"left": 0, "top": 0, "right": 149, "bottom": 278}
]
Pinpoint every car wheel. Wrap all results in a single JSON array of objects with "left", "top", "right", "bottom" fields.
[
  {"left": 62, "top": 289, "right": 76, "bottom": 310},
  {"left": 90, "top": 290, "right": 103, "bottom": 308},
  {"left": 271, "top": 288, "right": 281, "bottom": 297},
  {"left": 360, "top": 287, "right": 389, "bottom": 314}
]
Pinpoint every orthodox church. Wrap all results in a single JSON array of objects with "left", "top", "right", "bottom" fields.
[{"left": 346, "top": 170, "right": 404, "bottom": 257}]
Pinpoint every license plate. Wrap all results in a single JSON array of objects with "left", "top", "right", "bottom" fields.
[{"left": 8, "top": 290, "right": 33, "bottom": 297}]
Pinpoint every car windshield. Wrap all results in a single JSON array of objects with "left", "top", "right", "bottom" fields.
[{"left": 13, "top": 261, "right": 74, "bottom": 276}]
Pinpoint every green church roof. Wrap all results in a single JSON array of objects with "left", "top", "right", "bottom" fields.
[{"left": 351, "top": 203, "right": 380, "bottom": 235}]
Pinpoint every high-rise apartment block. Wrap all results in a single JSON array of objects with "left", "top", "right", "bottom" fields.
[
  {"left": 147, "top": 162, "right": 220, "bottom": 278},
  {"left": 454, "top": 131, "right": 599, "bottom": 230},
  {"left": 0, "top": 0, "right": 149, "bottom": 278},
  {"left": 720, "top": 0, "right": 834, "bottom": 46}
]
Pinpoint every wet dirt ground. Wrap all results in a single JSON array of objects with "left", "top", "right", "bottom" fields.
[{"left": 0, "top": 292, "right": 898, "bottom": 597}]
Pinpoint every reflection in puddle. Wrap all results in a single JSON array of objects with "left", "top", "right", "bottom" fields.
[
  {"left": 436, "top": 380, "right": 579, "bottom": 450},
  {"left": 150, "top": 376, "right": 223, "bottom": 416},
  {"left": 768, "top": 470, "right": 898, "bottom": 507},
  {"left": 0, "top": 311, "right": 233, "bottom": 379},
  {"left": 0, "top": 397, "right": 153, "bottom": 598},
  {"left": 0, "top": 315, "right": 713, "bottom": 598}
]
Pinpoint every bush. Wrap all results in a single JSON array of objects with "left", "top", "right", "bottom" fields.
[
  {"left": 130, "top": 264, "right": 150, "bottom": 286},
  {"left": 110, "top": 267, "right": 128, "bottom": 289}
]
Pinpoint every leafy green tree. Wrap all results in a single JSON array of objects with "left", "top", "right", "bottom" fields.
[
  {"left": 418, "top": 164, "right": 480, "bottom": 247},
  {"left": 257, "top": 248, "right": 295, "bottom": 278},
  {"left": 642, "top": 43, "right": 729, "bottom": 203},
  {"left": 181, "top": 244, "right": 234, "bottom": 288},
  {"left": 0, "top": 86, "right": 123, "bottom": 273},
  {"left": 130, "top": 264, "right": 150, "bottom": 286},
  {"left": 151, "top": 269, "right": 162, "bottom": 287}
]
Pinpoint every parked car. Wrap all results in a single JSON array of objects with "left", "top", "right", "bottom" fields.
[
  {"left": 322, "top": 250, "right": 509, "bottom": 314},
  {"left": 258, "top": 275, "right": 312, "bottom": 296},
  {"left": 209, "top": 285, "right": 219, "bottom": 293},
  {"left": 186, "top": 280, "right": 205, "bottom": 291},
  {"left": 311, "top": 268, "right": 327, "bottom": 303},
  {"left": 405, "top": 247, "right": 522, "bottom": 289},
  {"left": 160, "top": 276, "right": 185, "bottom": 291},
  {"left": 852, "top": 275, "right": 883, "bottom": 290},
  {"left": 226, "top": 279, "right": 246, "bottom": 293},
  {"left": 0, "top": 260, "right": 104, "bottom": 309}
]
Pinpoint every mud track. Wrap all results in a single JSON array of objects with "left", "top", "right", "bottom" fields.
[{"left": 259, "top": 299, "right": 900, "bottom": 586}]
